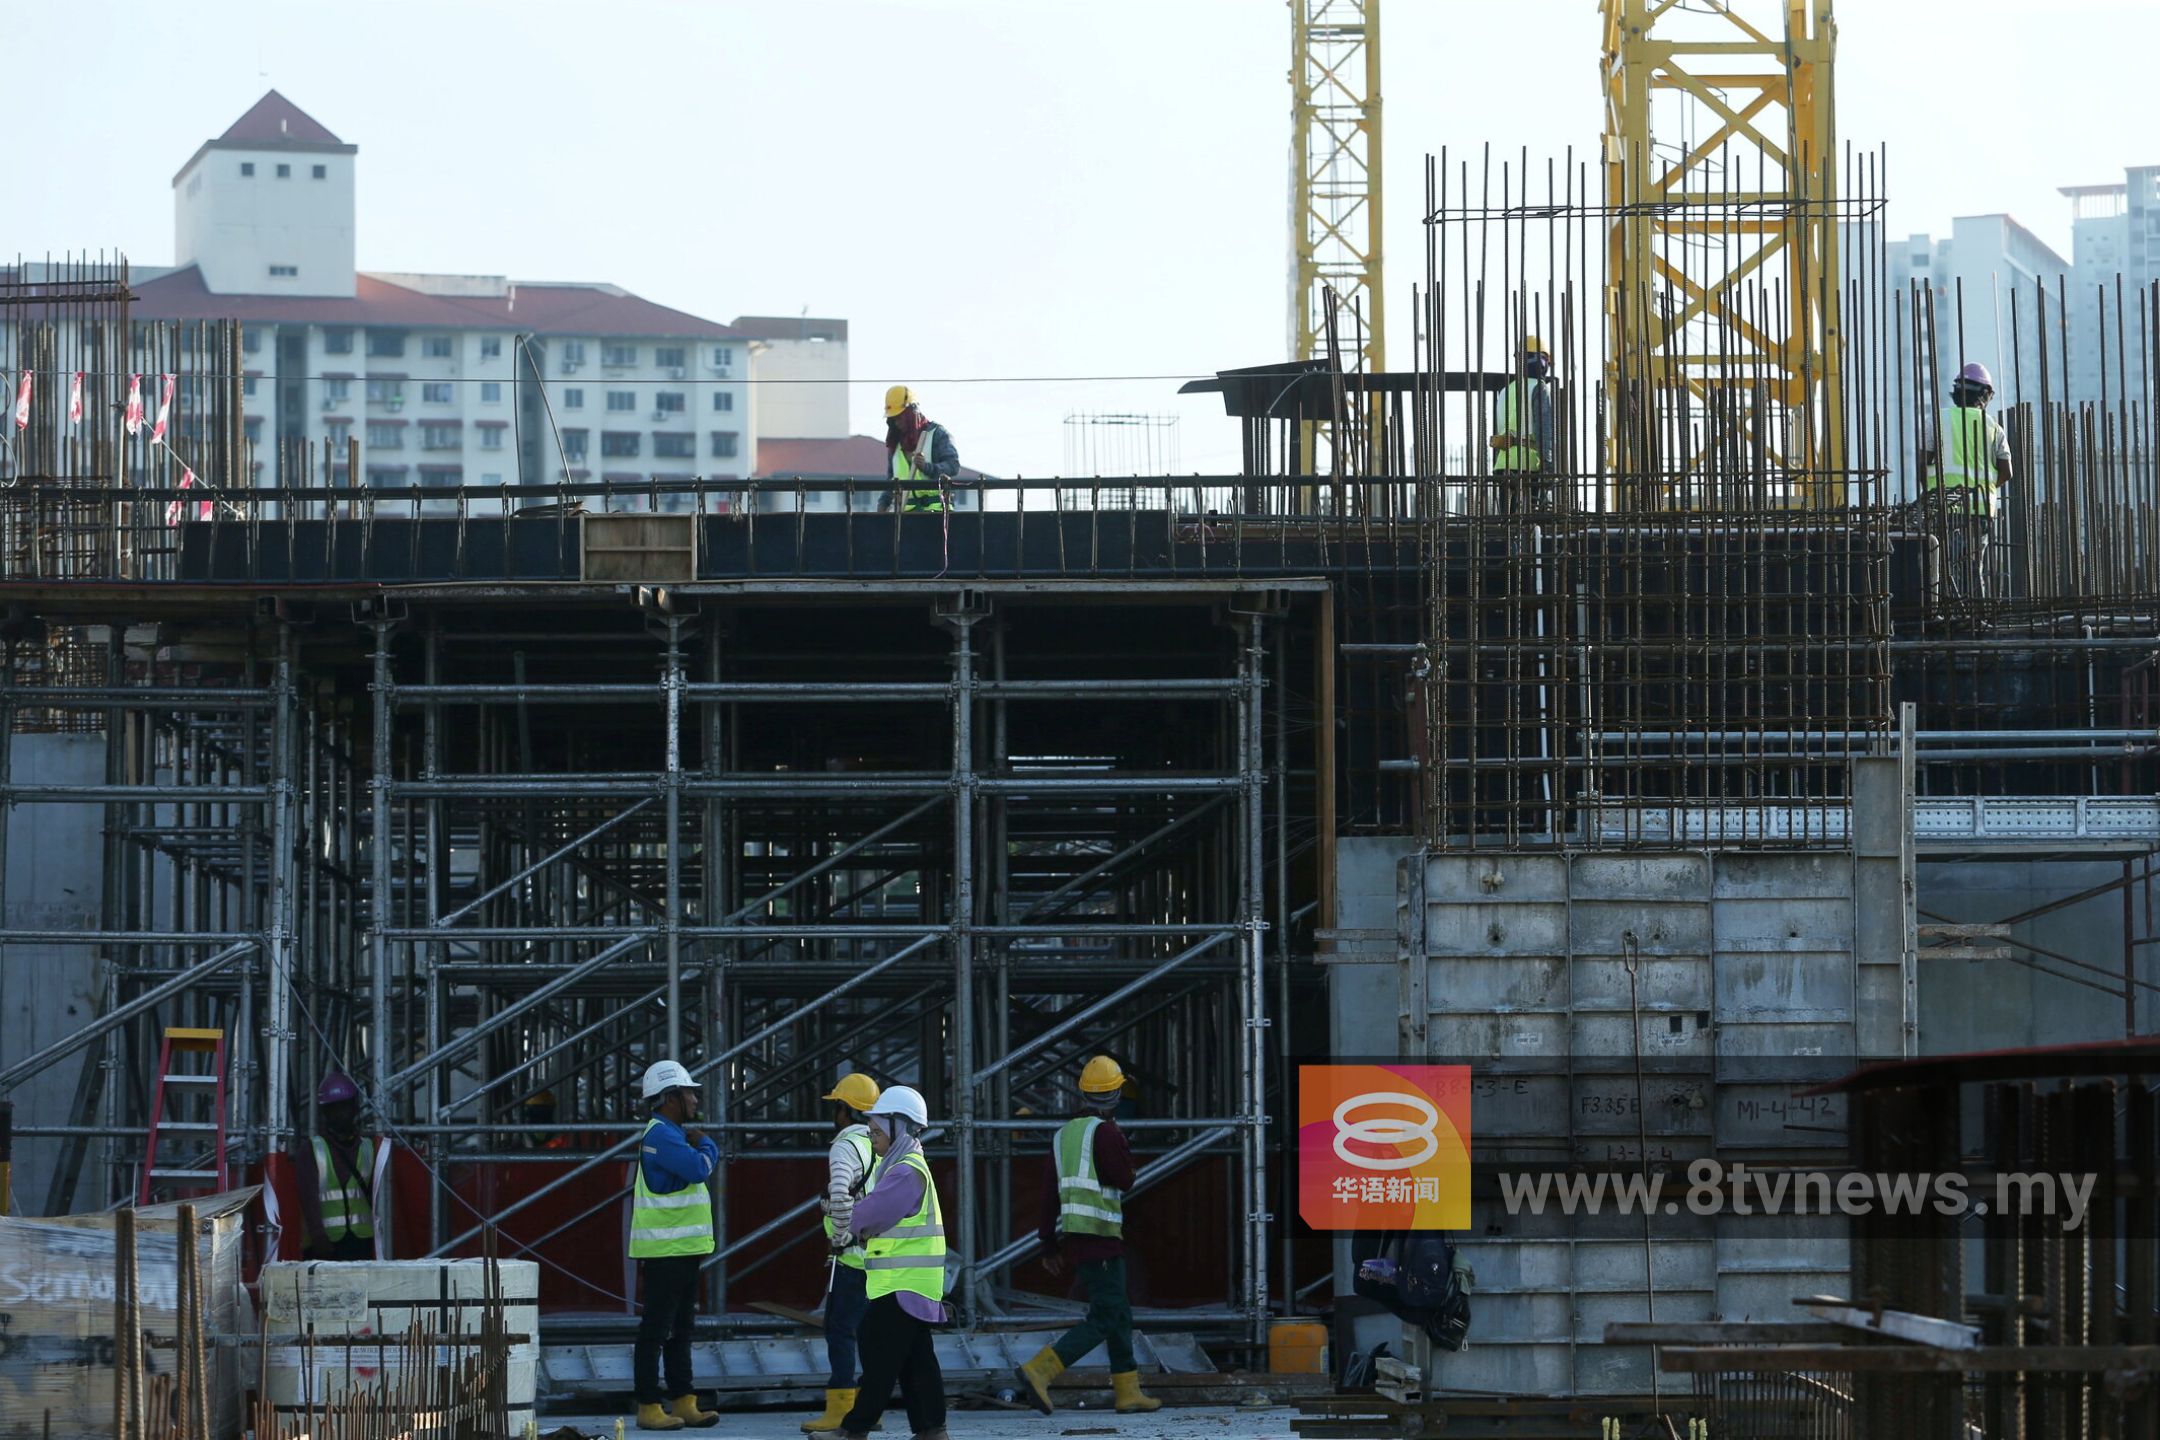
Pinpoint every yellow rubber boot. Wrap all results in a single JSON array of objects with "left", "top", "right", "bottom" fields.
[
  {"left": 636, "top": 1402, "right": 686, "bottom": 1431},
  {"left": 670, "top": 1394, "right": 720, "bottom": 1429},
  {"left": 802, "top": 1388, "right": 856, "bottom": 1432},
  {"left": 1015, "top": 1346, "right": 1065, "bottom": 1415},
  {"left": 1111, "top": 1371, "right": 1161, "bottom": 1414}
]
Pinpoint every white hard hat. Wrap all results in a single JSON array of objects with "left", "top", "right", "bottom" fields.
[
  {"left": 640, "top": 1059, "right": 701, "bottom": 1100},
  {"left": 866, "top": 1084, "right": 929, "bottom": 1129}
]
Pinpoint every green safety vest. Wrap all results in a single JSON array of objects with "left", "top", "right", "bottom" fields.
[
  {"left": 1493, "top": 379, "right": 1544, "bottom": 473},
  {"left": 894, "top": 426, "right": 947, "bottom": 512},
  {"left": 1054, "top": 1116, "right": 1124, "bottom": 1239},
  {"left": 861, "top": 1149, "right": 946, "bottom": 1302},
  {"left": 1927, "top": 405, "right": 2003, "bottom": 508},
  {"left": 629, "top": 1118, "right": 716, "bottom": 1259},
  {"left": 312, "top": 1135, "right": 376, "bottom": 1241},
  {"left": 821, "top": 1127, "right": 874, "bottom": 1272}
]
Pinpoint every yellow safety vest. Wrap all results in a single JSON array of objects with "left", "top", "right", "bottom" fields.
[
  {"left": 629, "top": 1118, "right": 716, "bottom": 1259},
  {"left": 821, "top": 1127, "right": 874, "bottom": 1271},
  {"left": 1055, "top": 1116, "right": 1123, "bottom": 1239},
  {"left": 894, "top": 427, "right": 947, "bottom": 512},
  {"left": 1493, "top": 379, "right": 1544, "bottom": 473},
  {"left": 1926, "top": 405, "right": 2004, "bottom": 509},
  {"left": 861, "top": 1150, "right": 946, "bottom": 1302},
  {"left": 312, "top": 1135, "right": 376, "bottom": 1241}
]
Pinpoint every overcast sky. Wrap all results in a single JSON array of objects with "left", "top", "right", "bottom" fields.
[{"left": 13, "top": 0, "right": 2158, "bottom": 477}]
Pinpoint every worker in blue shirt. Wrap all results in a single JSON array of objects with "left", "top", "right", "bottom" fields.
[{"left": 631, "top": 1060, "right": 721, "bottom": 1430}]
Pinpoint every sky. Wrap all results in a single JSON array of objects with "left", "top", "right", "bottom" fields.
[{"left": 12, "top": 0, "right": 2160, "bottom": 478}]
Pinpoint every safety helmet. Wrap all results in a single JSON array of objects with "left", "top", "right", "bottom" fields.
[
  {"left": 640, "top": 1059, "right": 702, "bottom": 1100},
  {"left": 1521, "top": 335, "right": 1550, "bottom": 358},
  {"left": 521, "top": 1089, "right": 557, "bottom": 1108},
  {"left": 866, "top": 1084, "right": 929, "bottom": 1128},
  {"left": 1954, "top": 361, "right": 1994, "bottom": 394},
  {"left": 883, "top": 384, "right": 917, "bottom": 418},
  {"left": 318, "top": 1073, "right": 360, "bottom": 1106},
  {"left": 823, "top": 1073, "right": 882, "bottom": 1112},
  {"left": 1079, "top": 1055, "right": 1126, "bottom": 1095}
]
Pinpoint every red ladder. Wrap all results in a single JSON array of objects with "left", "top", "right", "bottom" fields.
[{"left": 139, "top": 1027, "right": 229, "bottom": 1205}]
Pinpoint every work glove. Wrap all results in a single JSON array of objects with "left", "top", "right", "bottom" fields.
[{"left": 829, "top": 1229, "right": 854, "bottom": 1253}]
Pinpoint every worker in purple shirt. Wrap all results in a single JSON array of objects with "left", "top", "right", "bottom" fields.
[{"left": 831, "top": 1085, "right": 948, "bottom": 1440}]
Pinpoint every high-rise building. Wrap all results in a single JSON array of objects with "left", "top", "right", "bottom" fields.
[{"left": 2060, "top": 165, "right": 2160, "bottom": 407}]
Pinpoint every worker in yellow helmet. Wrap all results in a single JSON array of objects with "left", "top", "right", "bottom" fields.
[
  {"left": 802, "top": 1073, "right": 881, "bottom": 1433},
  {"left": 1489, "top": 335, "right": 1556, "bottom": 512},
  {"left": 883, "top": 385, "right": 961, "bottom": 514},
  {"left": 1014, "top": 1055, "right": 1160, "bottom": 1418}
]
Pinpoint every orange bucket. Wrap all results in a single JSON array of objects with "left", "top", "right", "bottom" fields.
[{"left": 1268, "top": 1319, "right": 1329, "bottom": 1375}]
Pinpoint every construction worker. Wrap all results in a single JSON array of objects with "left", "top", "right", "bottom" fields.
[
  {"left": 1014, "top": 1056, "right": 1160, "bottom": 1418},
  {"left": 630, "top": 1059, "right": 720, "bottom": 1431},
  {"left": 1490, "top": 335, "right": 1556, "bottom": 512},
  {"left": 883, "top": 385, "right": 961, "bottom": 514},
  {"left": 295, "top": 1073, "right": 382, "bottom": 1262},
  {"left": 1918, "top": 361, "right": 2014, "bottom": 600},
  {"left": 804, "top": 1072, "right": 881, "bottom": 1433},
  {"left": 521, "top": 1089, "right": 570, "bottom": 1150},
  {"left": 832, "top": 1085, "right": 948, "bottom": 1440}
]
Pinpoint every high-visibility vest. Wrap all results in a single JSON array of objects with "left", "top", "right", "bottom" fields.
[
  {"left": 822, "top": 1126, "right": 874, "bottom": 1271},
  {"left": 312, "top": 1135, "right": 376, "bottom": 1241},
  {"left": 861, "top": 1150, "right": 946, "bottom": 1303},
  {"left": 629, "top": 1118, "right": 716, "bottom": 1259},
  {"left": 1926, "top": 405, "right": 2004, "bottom": 508},
  {"left": 1493, "top": 379, "right": 1544, "bottom": 473},
  {"left": 894, "top": 426, "right": 947, "bottom": 512},
  {"left": 1054, "top": 1116, "right": 1124, "bottom": 1239}
]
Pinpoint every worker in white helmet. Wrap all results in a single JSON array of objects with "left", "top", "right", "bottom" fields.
[
  {"left": 628, "top": 1060, "right": 720, "bottom": 1431},
  {"left": 831, "top": 1085, "right": 948, "bottom": 1440}
]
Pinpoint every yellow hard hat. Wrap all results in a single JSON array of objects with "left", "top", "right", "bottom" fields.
[
  {"left": 823, "top": 1073, "right": 882, "bottom": 1111},
  {"left": 883, "top": 384, "right": 917, "bottom": 418},
  {"left": 1079, "top": 1055, "right": 1126, "bottom": 1095},
  {"left": 1522, "top": 335, "right": 1549, "bottom": 358}
]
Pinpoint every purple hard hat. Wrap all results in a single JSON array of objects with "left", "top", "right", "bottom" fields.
[
  {"left": 318, "top": 1073, "right": 360, "bottom": 1106},
  {"left": 1955, "top": 361, "right": 1994, "bottom": 391}
]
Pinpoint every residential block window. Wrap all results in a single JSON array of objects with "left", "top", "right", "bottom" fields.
[
  {"left": 711, "top": 391, "right": 734, "bottom": 413},
  {"left": 325, "top": 421, "right": 353, "bottom": 448},
  {"left": 601, "top": 431, "right": 640, "bottom": 457},
  {"left": 712, "top": 345, "right": 735, "bottom": 368},
  {"left": 654, "top": 433, "right": 695, "bottom": 458},
  {"left": 324, "top": 378, "right": 351, "bottom": 402},
  {"left": 422, "top": 424, "right": 459, "bottom": 450},
  {"left": 324, "top": 329, "right": 355, "bottom": 355},
  {"left": 312, "top": 164, "right": 327, "bottom": 179},
  {"left": 480, "top": 338, "right": 502, "bottom": 359},
  {"left": 369, "top": 331, "right": 407, "bottom": 358},
  {"left": 655, "top": 346, "right": 687, "bottom": 369},
  {"left": 240, "top": 162, "right": 255, "bottom": 176},
  {"left": 422, "top": 382, "right": 453, "bottom": 404},
  {"left": 243, "top": 418, "right": 264, "bottom": 445},
  {"left": 656, "top": 392, "right": 685, "bottom": 413},
  {"left": 276, "top": 163, "right": 291, "bottom": 178},
  {"left": 366, "top": 423, "right": 405, "bottom": 449},
  {"left": 365, "top": 378, "right": 403, "bottom": 404},
  {"left": 268, "top": 265, "right": 299, "bottom": 277},
  {"left": 423, "top": 336, "right": 453, "bottom": 359},
  {"left": 243, "top": 376, "right": 258, "bottom": 397},
  {"left": 561, "top": 341, "right": 587, "bottom": 366},
  {"left": 481, "top": 382, "right": 502, "bottom": 403},
  {"left": 366, "top": 466, "right": 409, "bottom": 487},
  {"left": 606, "top": 391, "right": 636, "bottom": 412},
  {"left": 243, "top": 330, "right": 262, "bottom": 354},
  {"left": 602, "top": 344, "right": 637, "bottom": 367},
  {"left": 563, "top": 388, "right": 584, "bottom": 409},
  {"left": 479, "top": 428, "right": 505, "bottom": 451},
  {"left": 562, "top": 429, "right": 589, "bottom": 459},
  {"left": 710, "top": 431, "right": 740, "bottom": 459}
]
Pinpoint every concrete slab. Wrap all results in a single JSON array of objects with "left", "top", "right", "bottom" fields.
[{"left": 537, "top": 1405, "right": 1304, "bottom": 1438}]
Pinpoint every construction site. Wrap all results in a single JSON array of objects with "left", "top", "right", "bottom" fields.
[{"left": 2, "top": 2, "right": 2159, "bottom": 1437}]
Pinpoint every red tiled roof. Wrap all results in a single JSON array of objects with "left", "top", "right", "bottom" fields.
[
  {"left": 222, "top": 90, "right": 345, "bottom": 146},
  {"left": 754, "top": 434, "right": 989, "bottom": 482},
  {"left": 131, "top": 266, "right": 742, "bottom": 342}
]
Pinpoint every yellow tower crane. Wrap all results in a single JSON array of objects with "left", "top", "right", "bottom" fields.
[
  {"left": 1290, "top": 0, "right": 1385, "bottom": 380},
  {"left": 1601, "top": 0, "right": 1843, "bottom": 506}
]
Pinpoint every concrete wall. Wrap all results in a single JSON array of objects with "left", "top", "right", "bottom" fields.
[
  {"left": 1915, "top": 858, "right": 2153, "bottom": 1051},
  {"left": 1, "top": 733, "right": 108, "bottom": 1215},
  {"left": 177, "top": 145, "right": 357, "bottom": 298}
]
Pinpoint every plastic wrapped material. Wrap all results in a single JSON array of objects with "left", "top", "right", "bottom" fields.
[
  {"left": 259, "top": 1259, "right": 539, "bottom": 1433},
  {"left": 0, "top": 1189, "right": 256, "bottom": 1440}
]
